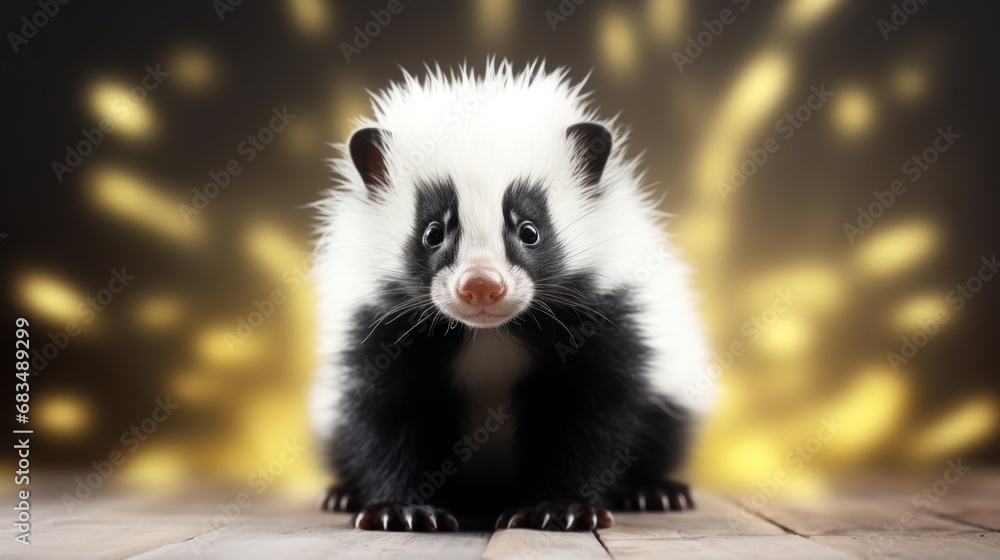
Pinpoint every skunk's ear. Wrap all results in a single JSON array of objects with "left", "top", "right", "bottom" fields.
[
  {"left": 349, "top": 128, "right": 391, "bottom": 199},
  {"left": 567, "top": 123, "right": 612, "bottom": 190}
]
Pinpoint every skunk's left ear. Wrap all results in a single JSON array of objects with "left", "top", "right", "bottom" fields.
[
  {"left": 567, "top": 123, "right": 612, "bottom": 189},
  {"left": 349, "top": 127, "right": 392, "bottom": 201}
]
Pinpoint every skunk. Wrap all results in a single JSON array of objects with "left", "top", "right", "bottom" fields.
[{"left": 310, "top": 59, "right": 714, "bottom": 532}]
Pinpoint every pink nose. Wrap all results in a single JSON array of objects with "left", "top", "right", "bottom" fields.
[{"left": 456, "top": 269, "right": 506, "bottom": 306}]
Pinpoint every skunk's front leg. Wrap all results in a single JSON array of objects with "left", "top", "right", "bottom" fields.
[
  {"left": 502, "top": 349, "right": 652, "bottom": 530},
  {"left": 329, "top": 320, "right": 465, "bottom": 532}
]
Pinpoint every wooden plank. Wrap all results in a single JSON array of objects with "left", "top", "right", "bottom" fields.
[
  {"left": 602, "top": 535, "right": 854, "bottom": 559},
  {"left": 132, "top": 515, "right": 491, "bottom": 560},
  {"left": 754, "top": 495, "right": 979, "bottom": 536},
  {"left": 482, "top": 529, "right": 609, "bottom": 559},
  {"left": 599, "top": 494, "right": 786, "bottom": 540},
  {"left": 932, "top": 497, "right": 1000, "bottom": 531},
  {"left": 811, "top": 532, "right": 1000, "bottom": 560},
  {"left": 931, "top": 471, "right": 1000, "bottom": 530},
  {"left": 0, "top": 519, "right": 210, "bottom": 560}
]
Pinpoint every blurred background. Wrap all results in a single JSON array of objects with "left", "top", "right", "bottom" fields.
[{"left": 2, "top": 0, "right": 998, "bottom": 505}]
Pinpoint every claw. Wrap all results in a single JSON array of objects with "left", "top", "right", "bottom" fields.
[
  {"left": 441, "top": 514, "right": 460, "bottom": 531},
  {"left": 598, "top": 508, "right": 614, "bottom": 528},
  {"left": 496, "top": 502, "right": 611, "bottom": 531},
  {"left": 561, "top": 510, "right": 576, "bottom": 531}
]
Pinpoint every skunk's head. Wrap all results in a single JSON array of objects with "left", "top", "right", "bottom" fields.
[
  {"left": 347, "top": 121, "right": 613, "bottom": 329},
  {"left": 321, "top": 61, "right": 650, "bottom": 331}
]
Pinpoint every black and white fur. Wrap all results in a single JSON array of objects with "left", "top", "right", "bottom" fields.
[{"left": 310, "top": 60, "right": 715, "bottom": 531}]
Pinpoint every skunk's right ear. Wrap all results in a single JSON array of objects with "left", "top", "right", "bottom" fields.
[
  {"left": 349, "top": 128, "right": 391, "bottom": 200},
  {"left": 567, "top": 123, "right": 612, "bottom": 193}
]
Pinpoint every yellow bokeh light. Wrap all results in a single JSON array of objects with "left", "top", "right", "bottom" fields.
[
  {"left": 600, "top": 8, "right": 638, "bottom": 78},
  {"left": 647, "top": 0, "right": 684, "bottom": 43},
  {"left": 759, "top": 314, "right": 813, "bottom": 356},
  {"left": 197, "top": 324, "right": 264, "bottom": 365},
  {"left": 19, "top": 272, "right": 83, "bottom": 323},
  {"left": 476, "top": 0, "right": 514, "bottom": 45},
  {"left": 89, "top": 80, "right": 155, "bottom": 138},
  {"left": 171, "top": 48, "right": 216, "bottom": 91},
  {"left": 782, "top": 0, "right": 842, "bottom": 28},
  {"left": 90, "top": 167, "right": 200, "bottom": 244},
  {"left": 675, "top": 210, "right": 729, "bottom": 258},
  {"left": 124, "top": 447, "right": 185, "bottom": 486},
  {"left": 745, "top": 263, "right": 843, "bottom": 314},
  {"left": 824, "top": 366, "right": 908, "bottom": 461},
  {"left": 37, "top": 394, "right": 91, "bottom": 437},
  {"left": 247, "top": 222, "right": 304, "bottom": 276},
  {"left": 695, "top": 51, "right": 791, "bottom": 194},
  {"left": 892, "top": 64, "right": 927, "bottom": 101},
  {"left": 834, "top": 86, "right": 875, "bottom": 137},
  {"left": 909, "top": 397, "right": 999, "bottom": 461},
  {"left": 286, "top": 0, "right": 331, "bottom": 38},
  {"left": 891, "top": 293, "right": 947, "bottom": 331},
  {"left": 134, "top": 295, "right": 184, "bottom": 330},
  {"left": 172, "top": 370, "right": 219, "bottom": 404},
  {"left": 721, "top": 436, "right": 786, "bottom": 487},
  {"left": 856, "top": 221, "right": 938, "bottom": 277}
]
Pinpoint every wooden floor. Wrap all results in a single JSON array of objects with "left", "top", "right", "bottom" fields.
[{"left": 3, "top": 471, "right": 999, "bottom": 559}]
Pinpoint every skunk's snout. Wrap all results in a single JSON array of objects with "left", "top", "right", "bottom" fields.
[{"left": 456, "top": 268, "right": 507, "bottom": 306}]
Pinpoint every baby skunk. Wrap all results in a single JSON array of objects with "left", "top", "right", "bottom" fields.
[{"left": 311, "top": 59, "right": 714, "bottom": 532}]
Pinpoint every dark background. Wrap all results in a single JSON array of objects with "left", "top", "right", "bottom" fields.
[{"left": 2, "top": 0, "right": 998, "bottom": 497}]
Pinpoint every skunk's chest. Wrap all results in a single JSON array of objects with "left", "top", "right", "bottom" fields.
[{"left": 449, "top": 330, "right": 533, "bottom": 478}]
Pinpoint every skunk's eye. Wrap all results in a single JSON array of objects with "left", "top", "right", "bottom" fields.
[
  {"left": 518, "top": 221, "right": 539, "bottom": 246},
  {"left": 422, "top": 221, "right": 444, "bottom": 248}
]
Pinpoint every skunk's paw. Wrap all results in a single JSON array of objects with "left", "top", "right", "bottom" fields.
[
  {"left": 612, "top": 480, "right": 695, "bottom": 512},
  {"left": 353, "top": 503, "right": 459, "bottom": 532},
  {"left": 495, "top": 502, "right": 614, "bottom": 531},
  {"left": 318, "top": 485, "right": 360, "bottom": 512}
]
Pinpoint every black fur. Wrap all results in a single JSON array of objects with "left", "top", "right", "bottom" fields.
[{"left": 325, "top": 178, "right": 692, "bottom": 531}]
